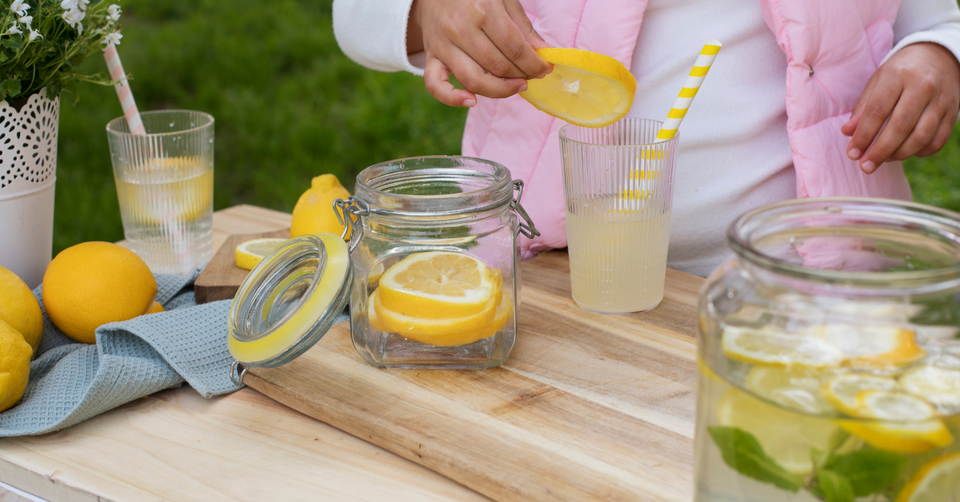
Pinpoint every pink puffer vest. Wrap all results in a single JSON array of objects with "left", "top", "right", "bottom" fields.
[{"left": 461, "top": 0, "right": 912, "bottom": 259}]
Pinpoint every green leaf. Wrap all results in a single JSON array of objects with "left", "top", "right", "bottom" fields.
[
  {"left": 2, "top": 37, "right": 22, "bottom": 49},
  {"left": 823, "top": 449, "right": 905, "bottom": 496},
  {"left": 0, "top": 78, "right": 21, "bottom": 98},
  {"left": 817, "top": 469, "right": 855, "bottom": 502},
  {"left": 707, "top": 426, "right": 804, "bottom": 493}
]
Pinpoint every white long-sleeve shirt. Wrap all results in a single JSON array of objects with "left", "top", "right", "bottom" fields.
[{"left": 333, "top": 0, "right": 960, "bottom": 277}]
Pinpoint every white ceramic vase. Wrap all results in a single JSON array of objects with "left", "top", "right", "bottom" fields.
[{"left": 0, "top": 90, "right": 60, "bottom": 289}]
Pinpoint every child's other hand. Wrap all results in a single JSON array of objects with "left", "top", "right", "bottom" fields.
[
  {"left": 842, "top": 43, "right": 960, "bottom": 174},
  {"left": 407, "top": 0, "right": 553, "bottom": 107}
]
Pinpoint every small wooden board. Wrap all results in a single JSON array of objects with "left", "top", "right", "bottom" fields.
[
  {"left": 194, "top": 228, "right": 290, "bottom": 303},
  {"left": 246, "top": 251, "right": 702, "bottom": 502}
]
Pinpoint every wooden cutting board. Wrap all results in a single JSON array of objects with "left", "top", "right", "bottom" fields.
[
  {"left": 245, "top": 250, "right": 701, "bottom": 502},
  {"left": 194, "top": 228, "right": 290, "bottom": 303}
]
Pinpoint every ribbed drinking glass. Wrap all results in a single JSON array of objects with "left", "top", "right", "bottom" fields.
[
  {"left": 559, "top": 118, "right": 679, "bottom": 314},
  {"left": 106, "top": 110, "right": 215, "bottom": 276}
]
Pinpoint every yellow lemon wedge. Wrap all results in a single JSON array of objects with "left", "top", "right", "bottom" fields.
[
  {"left": 378, "top": 252, "right": 499, "bottom": 319},
  {"left": 895, "top": 452, "right": 960, "bottom": 502},
  {"left": 721, "top": 326, "right": 844, "bottom": 368},
  {"left": 745, "top": 365, "right": 837, "bottom": 415},
  {"left": 520, "top": 48, "right": 637, "bottom": 128},
  {"left": 235, "top": 238, "right": 288, "bottom": 271},
  {"left": 822, "top": 373, "right": 900, "bottom": 416},
  {"left": 716, "top": 388, "right": 838, "bottom": 476},
  {"left": 838, "top": 390, "right": 953, "bottom": 453},
  {"left": 899, "top": 365, "right": 960, "bottom": 413}
]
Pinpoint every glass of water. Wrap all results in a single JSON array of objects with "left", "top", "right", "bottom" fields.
[{"left": 106, "top": 110, "right": 214, "bottom": 275}]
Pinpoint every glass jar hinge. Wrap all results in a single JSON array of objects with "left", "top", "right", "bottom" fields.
[
  {"left": 511, "top": 180, "right": 539, "bottom": 239},
  {"left": 334, "top": 196, "right": 369, "bottom": 252}
]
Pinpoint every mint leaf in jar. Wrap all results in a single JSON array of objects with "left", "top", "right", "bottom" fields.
[
  {"left": 816, "top": 469, "right": 855, "bottom": 502},
  {"left": 707, "top": 426, "right": 804, "bottom": 492},
  {"left": 822, "top": 449, "right": 905, "bottom": 496}
]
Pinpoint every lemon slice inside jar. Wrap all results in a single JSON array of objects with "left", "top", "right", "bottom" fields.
[
  {"left": 378, "top": 252, "right": 499, "bottom": 318},
  {"left": 721, "top": 326, "right": 844, "bottom": 368},
  {"left": 836, "top": 390, "right": 953, "bottom": 453}
]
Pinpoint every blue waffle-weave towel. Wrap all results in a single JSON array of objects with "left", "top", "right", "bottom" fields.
[{"left": 0, "top": 272, "right": 242, "bottom": 436}]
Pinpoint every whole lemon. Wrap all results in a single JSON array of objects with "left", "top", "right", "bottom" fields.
[
  {"left": 290, "top": 174, "right": 352, "bottom": 239},
  {"left": 0, "top": 318, "right": 32, "bottom": 412},
  {"left": 0, "top": 266, "right": 43, "bottom": 351},
  {"left": 42, "top": 242, "right": 157, "bottom": 344}
]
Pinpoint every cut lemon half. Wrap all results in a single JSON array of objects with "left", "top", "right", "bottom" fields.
[
  {"left": 378, "top": 252, "right": 499, "bottom": 319},
  {"left": 895, "top": 452, "right": 960, "bottom": 502},
  {"left": 745, "top": 366, "right": 836, "bottom": 414},
  {"left": 374, "top": 290, "right": 509, "bottom": 347},
  {"left": 721, "top": 326, "right": 844, "bottom": 368},
  {"left": 822, "top": 373, "right": 900, "bottom": 416},
  {"left": 235, "top": 238, "right": 288, "bottom": 271},
  {"left": 900, "top": 365, "right": 960, "bottom": 413},
  {"left": 717, "top": 388, "right": 838, "bottom": 476},
  {"left": 838, "top": 390, "right": 953, "bottom": 453},
  {"left": 520, "top": 48, "right": 636, "bottom": 128}
]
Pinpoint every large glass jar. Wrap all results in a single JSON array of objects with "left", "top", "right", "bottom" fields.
[
  {"left": 696, "top": 198, "right": 960, "bottom": 502},
  {"left": 336, "top": 156, "right": 538, "bottom": 369}
]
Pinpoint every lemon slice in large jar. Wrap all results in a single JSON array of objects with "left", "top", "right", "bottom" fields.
[
  {"left": 378, "top": 252, "right": 499, "bottom": 318},
  {"left": 744, "top": 366, "right": 837, "bottom": 414},
  {"left": 716, "top": 388, "right": 838, "bottom": 476},
  {"left": 813, "top": 324, "right": 926, "bottom": 369},
  {"left": 899, "top": 365, "right": 960, "bottom": 414},
  {"left": 837, "top": 389, "right": 953, "bottom": 453},
  {"left": 520, "top": 48, "right": 637, "bottom": 128},
  {"left": 721, "top": 326, "right": 844, "bottom": 368},
  {"left": 821, "top": 373, "right": 900, "bottom": 416},
  {"left": 895, "top": 452, "right": 960, "bottom": 502}
]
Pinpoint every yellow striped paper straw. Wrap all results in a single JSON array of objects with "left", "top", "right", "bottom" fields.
[{"left": 655, "top": 38, "right": 722, "bottom": 143}]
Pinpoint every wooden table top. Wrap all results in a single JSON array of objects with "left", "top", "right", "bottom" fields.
[{"left": 0, "top": 204, "right": 704, "bottom": 502}]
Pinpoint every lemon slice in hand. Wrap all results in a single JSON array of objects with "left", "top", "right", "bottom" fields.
[
  {"left": 717, "top": 388, "right": 838, "bottom": 476},
  {"left": 520, "top": 48, "right": 637, "bottom": 128},
  {"left": 378, "top": 252, "right": 499, "bottom": 318},
  {"left": 721, "top": 326, "right": 844, "bottom": 368},
  {"left": 235, "top": 238, "right": 288, "bottom": 271},
  {"left": 896, "top": 452, "right": 960, "bottom": 502}
]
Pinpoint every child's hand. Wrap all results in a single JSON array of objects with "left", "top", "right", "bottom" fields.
[
  {"left": 407, "top": 0, "right": 553, "bottom": 107},
  {"left": 842, "top": 43, "right": 960, "bottom": 174}
]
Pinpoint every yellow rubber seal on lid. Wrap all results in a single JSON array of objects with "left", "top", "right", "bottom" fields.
[{"left": 228, "top": 233, "right": 351, "bottom": 367}]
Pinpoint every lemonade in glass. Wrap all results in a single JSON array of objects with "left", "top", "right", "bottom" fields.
[{"left": 697, "top": 199, "right": 960, "bottom": 502}]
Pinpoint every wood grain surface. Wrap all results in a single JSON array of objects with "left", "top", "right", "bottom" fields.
[
  {"left": 0, "top": 205, "right": 492, "bottom": 502},
  {"left": 194, "top": 227, "right": 290, "bottom": 304},
  {"left": 247, "top": 251, "right": 703, "bottom": 501}
]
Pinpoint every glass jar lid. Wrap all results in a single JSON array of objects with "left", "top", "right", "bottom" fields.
[{"left": 228, "top": 233, "right": 353, "bottom": 368}]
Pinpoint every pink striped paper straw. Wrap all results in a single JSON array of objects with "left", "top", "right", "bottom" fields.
[{"left": 103, "top": 44, "right": 145, "bottom": 135}]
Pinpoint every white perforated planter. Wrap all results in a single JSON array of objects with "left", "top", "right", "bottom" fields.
[{"left": 0, "top": 91, "right": 59, "bottom": 288}]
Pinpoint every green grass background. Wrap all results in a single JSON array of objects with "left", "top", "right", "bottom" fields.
[{"left": 53, "top": 0, "right": 959, "bottom": 253}]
